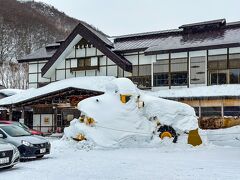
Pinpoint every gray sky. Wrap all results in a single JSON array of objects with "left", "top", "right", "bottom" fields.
[{"left": 37, "top": 0, "right": 240, "bottom": 36}]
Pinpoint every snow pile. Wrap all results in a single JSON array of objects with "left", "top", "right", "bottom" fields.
[
  {"left": 0, "top": 89, "right": 25, "bottom": 97},
  {"left": 206, "top": 125, "right": 240, "bottom": 147},
  {"left": 150, "top": 84, "right": 240, "bottom": 98},
  {"left": 64, "top": 78, "right": 198, "bottom": 148},
  {"left": 0, "top": 76, "right": 115, "bottom": 106},
  {"left": 142, "top": 95, "right": 198, "bottom": 132}
]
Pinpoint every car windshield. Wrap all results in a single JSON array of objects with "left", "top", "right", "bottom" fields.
[
  {"left": 18, "top": 122, "right": 30, "bottom": 130},
  {"left": 0, "top": 125, "right": 31, "bottom": 137}
]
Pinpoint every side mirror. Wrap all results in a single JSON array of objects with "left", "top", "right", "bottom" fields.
[{"left": 0, "top": 134, "right": 3, "bottom": 138}]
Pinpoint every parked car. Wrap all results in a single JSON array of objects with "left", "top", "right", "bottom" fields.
[
  {"left": 0, "top": 120, "right": 44, "bottom": 136},
  {"left": 0, "top": 124, "right": 50, "bottom": 159},
  {"left": 0, "top": 139, "right": 20, "bottom": 169}
]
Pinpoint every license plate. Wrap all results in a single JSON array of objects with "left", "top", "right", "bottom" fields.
[
  {"left": 40, "top": 148, "right": 46, "bottom": 154},
  {"left": 0, "top": 157, "right": 9, "bottom": 164}
]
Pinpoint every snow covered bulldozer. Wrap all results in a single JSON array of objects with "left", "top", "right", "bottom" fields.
[{"left": 64, "top": 78, "right": 202, "bottom": 147}]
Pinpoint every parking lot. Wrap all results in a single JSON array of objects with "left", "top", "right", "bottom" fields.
[{"left": 0, "top": 137, "right": 239, "bottom": 180}]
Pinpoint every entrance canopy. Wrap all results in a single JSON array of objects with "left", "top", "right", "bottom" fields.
[{"left": 0, "top": 76, "right": 115, "bottom": 107}]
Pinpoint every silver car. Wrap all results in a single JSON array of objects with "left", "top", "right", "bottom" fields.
[
  {"left": 0, "top": 124, "right": 51, "bottom": 159},
  {"left": 0, "top": 140, "right": 20, "bottom": 169}
]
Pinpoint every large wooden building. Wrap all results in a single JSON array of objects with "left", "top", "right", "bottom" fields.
[
  {"left": 2, "top": 18, "right": 240, "bottom": 131},
  {"left": 19, "top": 19, "right": 240, "bottom": 91}
]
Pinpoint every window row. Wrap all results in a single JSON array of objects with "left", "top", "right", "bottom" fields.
[{"left": 194, "top": 106, "right": 240, "bottom": 117}]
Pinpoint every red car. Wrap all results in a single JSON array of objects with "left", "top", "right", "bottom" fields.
[{"left": 0, "top": 120, "right": 44, "bottom": 136}]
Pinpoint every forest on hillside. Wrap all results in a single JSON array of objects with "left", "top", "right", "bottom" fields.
[{"left": 0, "top": 0, "right": 78, "bottom": 89}]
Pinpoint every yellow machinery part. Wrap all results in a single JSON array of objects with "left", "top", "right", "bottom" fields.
[
  {"left": 188, "top": 129, "right": 202, "bottom": 146},
  {"left": 85, "top": 117, "right": 95, "bottom": 126},
  {"left": 160, "top": 131, "right": 172, "bottom": 139},
  {"left": 120, "top": 94, "right": 131, "bottom": 104},
  {"left": 73, "top": 133, "right": 86, "bottom": 141}
]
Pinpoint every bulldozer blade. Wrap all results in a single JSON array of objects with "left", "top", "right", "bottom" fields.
[{"left": 188, "top": 129, "right": 202, "bottom": 146}]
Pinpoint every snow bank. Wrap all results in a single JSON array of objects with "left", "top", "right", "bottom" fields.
[
  {"left": 206, "top": 125, "right": 240, "bottom": 147},
  {"left": 0, "top": 76, "right": 115, "bottom": 106},
  {"left": 150, "top": 84, "right": 240, "bottom": 98},
  {"left": 64, "top": 78, "right": 199, "bottom": 148}
]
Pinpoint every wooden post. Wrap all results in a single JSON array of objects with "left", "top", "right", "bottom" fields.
[
  {"left": 21, "top": 107, "right": 25, "bottom": 123},
  {"left": 168, "top": 53, "right": 171, "bottom": 89},
  {"left": 9, "top": 106, "right": 13, "bottom": 121},
  {"left": 53, "top": 106, "right": 57, "bottom": 132}
]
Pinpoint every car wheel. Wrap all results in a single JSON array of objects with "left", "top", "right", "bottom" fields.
[
  {"left": 36, "top": 155, "right": 44, "bottom": 159},
  {"left": 158, "top": 125, "right": 178, "bottom": 143}
]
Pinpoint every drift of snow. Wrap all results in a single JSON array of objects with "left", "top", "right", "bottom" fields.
[
  {"left": 150, "top": 84, "right": 240, "bottom": 98},
  {"left": 64, "top": 78, "right": 198, "bottom": 148}
]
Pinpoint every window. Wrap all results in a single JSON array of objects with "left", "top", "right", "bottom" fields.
[
  {"left": 230, "top": 69, "right": 240, "bottom": 84},
  {"left": 78, "top": 58, "right": 91, "bottom": 67},
  {"left": 208, "top": 54, "right": 227, "bottom": 70},
  {"left": 229, "top": 53, "right": 240, "bottom": 69},
  {"left": 153, "top": 59, "right": 169, "bottom": 87},
  {"left": 224, "top": 106, "right": 240, "bottom": 116},
  {"left": 201, "top": 107, "right": 222, "bottom": 117},
  {"left": 153, "top": 73, "right": 168, "bottom": 86},
  {"left": 171, "top": 57, "right": 188, "bottom": 86},
  {"left": 209, "top": 70, "right": 228, "bottom": 85},
  {"left": 190, "top": 56, "right": 206, "bottom": 84},
  {"left": 171, "top": 72, "right": 188, "bottom": 86},
  {"left": 130, "top": 64, "right": 151, "bottom": 89}
]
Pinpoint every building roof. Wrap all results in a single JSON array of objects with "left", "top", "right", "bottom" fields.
[
  {"left": 41, "top": 21, "right": 132, "bottom": 76},
  {"left": 178, "top": 19, "right": 226, "bottom": 29},
  {"left": 0, "top": 76, "right": 115, "bottom": 106},
  {"left": 113, "top": 20, "right": 240, "bottom": 54},
  {"left": 18, "top": 46, "right": 58, "bottom": 62}
]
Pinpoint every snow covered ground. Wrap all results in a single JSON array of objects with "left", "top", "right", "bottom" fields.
[{"left": 1, "top": 132, "right": 240, "bottom": 180}]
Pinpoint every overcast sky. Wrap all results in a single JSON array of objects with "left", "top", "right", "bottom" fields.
[{"left": 37, "top": 0, "right": 240, "bottom": 36}]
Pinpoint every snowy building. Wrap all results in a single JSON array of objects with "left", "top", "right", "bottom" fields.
[
  {"left": 2, "top": 18, "right": 239, "bottom": 131},
  {"left": 18, "top": 19, "right": 240, "bottom": 91}
]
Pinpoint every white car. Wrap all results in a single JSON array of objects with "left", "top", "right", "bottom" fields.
[
  {"left": 0, "top": 139, "right": 20, "bottom": 169},
  {"left": 0, "top": 124, "right": 50, "bottom": 159}
]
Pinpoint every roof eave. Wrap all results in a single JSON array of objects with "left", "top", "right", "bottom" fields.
[
  {"left": 42, "top": 22, "right": 132, "bottom": 76},
  {"left": 144, "top": 42, "right": 240, "bottom": 55}
]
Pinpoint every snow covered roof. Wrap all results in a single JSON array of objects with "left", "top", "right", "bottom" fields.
[
  {"left": 0, "top": 77, "right": 115, "bottom": 106},
  {"left": 149, "top": 85, "right": 240, "bottom": 99},
  {"left": 0, "top": 89, "right": 25, "bottom": 97}
]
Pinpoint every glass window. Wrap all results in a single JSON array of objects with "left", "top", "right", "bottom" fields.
[
  {"left": 230, "top": 69, "right": 240, "bottom": 84},
  {"left": 153, "top": 73, "right": 169, "bottom": 86},
  {"left": 209, "top": 70, "right": 228, "bottom": 85},
  {"left": 171, "top": 58, "right": 188, "bottom": 72},
  {"left": 190, "top": 56, "right": 206, "bottom": 84},
  {"left": 171, "top": 57, "right": 188, "bottom": 86},
  {"left": 208, "top": 54, "right": 227, "bottom": 70},
  {"left": 78, "top": 58, "right": 91, "bottom": 67},
  {"left": 153, "top": 59, "right": 169, "bottom": 87},
  {"left": 218, "top": 72, "right": 227, "bottom": 84},
  {"left": 138, "top": 65, "right": 151, "bottom": 76},
  {"left": 0, "top": 125, "right": 31, "bottom": 137},
  {"left": 210, "top": 72, "right": 218, "bottom": 85},
  {"left": 171, "top": 72, "right": 188, "bottom": 86},
  {"left": 229, "top": 53, "right": 240, "bottom": 69},
  {"left": 201, "top": 107, "right": 222, "bottom": 117},
  {"left": 224, "top": 106, "right": 240, "bottom": 116}
]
